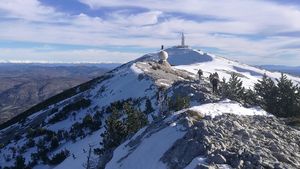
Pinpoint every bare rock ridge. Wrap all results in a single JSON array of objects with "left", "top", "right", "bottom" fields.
[{"left": 161, "top": 114, "right": 300, "bottom": 169}]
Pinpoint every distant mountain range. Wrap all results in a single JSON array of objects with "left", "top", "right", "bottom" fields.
[
  {"left": 259, "top": 65, "right": 300, "bottom": 76},
  {"left": 0, "top": 63, "right": 120, "bottom": 124}
]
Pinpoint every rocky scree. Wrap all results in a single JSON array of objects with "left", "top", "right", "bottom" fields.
[{"left": 161, "top": 114, "right": 300, "bottom": 169}]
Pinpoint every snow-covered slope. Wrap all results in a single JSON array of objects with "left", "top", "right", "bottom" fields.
[
  {"left": 105, "top": 125, "right": 186, "bottom": 169},
  {"left": 1, "top": 46, "right": 300, "bottom": 169},
  {"left": 164, "top": 47, "right": 300, "bottom": 88}
]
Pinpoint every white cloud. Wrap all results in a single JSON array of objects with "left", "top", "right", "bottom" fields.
[
  {"left": 79, "top": 0, "right": 300, "bottom": 33},
  {"left": 109, "top": 10, "right": 163, "bottom": 26},
  {"left": 0, "top": 0, "right": 65, "bottom": 22},
  {"left": 0, "top": 47, "right": 141, "bottom": 63},
  {"left": 0, "top": 0, "right": 300, "bottom": 65}
]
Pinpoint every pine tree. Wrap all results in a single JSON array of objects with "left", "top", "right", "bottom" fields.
[
  {"left": 49, "top": 149, "right": 70, "bottom": 165},
  {"left": 254, "top": 73, "right": 278, "bottom": 114},
  {"left": 14, "top": 155, "right": 26, "bottom": 169},
  {"left": 26, "top": 128, "right": 35, "bottom": 138},
  {"left": 276, "top": 73, "right": 299, "bottom": 117},
  {"left": 220, "top": 77, "right": 229, "bottom": 96},
  {"left": 124, "top": 103, "right": 148, "bottom": 135},
  {"left": 295, "top": 85, "right": 300, "bottom": 116},
  {"left": 26, "top": 138, "right": 35, "bottom": 148},
  {"left": 144, "top": 99, "right": 154, "bottom": 114},
  {"left": 83, "top": 114, "right": 93, "bottom": 126},
  {"left": 50, "top": 136, "right": 59, "bottom": 150},
  {"left": 83, "top": 114, "right": 99, "bottom": 131},
  {"left": 36, "top": 139, "right": 49, "bottom": 163},
  {"left": 101, "top": 107, "right": 127, "bottom": 151},
  {"left": 138, "top": 110, "right": 148, "bottom": 128},
  {"left": 242, "top": 89, "right": 258, "bottom": 107},
  {"left": 30, "top": 153, "right": 39, "bottom": 167},
  {"left": 221, "top": 73, "right": 245, "bottom": 101},
  {"left": 124, "top": 103, "right": 139, "bottom": 134},
  {"left": 168, "top": 95, "right": 190, "bottom": 111}
]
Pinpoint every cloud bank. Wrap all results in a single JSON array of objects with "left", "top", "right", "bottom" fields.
[{"left": 0, "top": 0, "right": 300, "bottom": 65}]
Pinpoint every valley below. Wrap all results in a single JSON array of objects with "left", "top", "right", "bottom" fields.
[{"left": 0, "top": 63, "right": 118, "bottom": 124}]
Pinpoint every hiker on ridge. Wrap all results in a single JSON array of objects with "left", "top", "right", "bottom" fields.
[
  {"left": 210, "top": 72, "right": 219, "bottom": 94},
  {"left": 197, "top": 69, "right": 203, "bottom": 80}
]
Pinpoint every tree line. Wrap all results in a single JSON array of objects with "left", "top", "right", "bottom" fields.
[
  {"left": 220, "top": 73, "right": 300, "bottom": 117},
  {"left": 96, "top": 100, "right": 149, "bottom": 155}
]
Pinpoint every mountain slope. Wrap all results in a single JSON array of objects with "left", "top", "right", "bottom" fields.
[
  {"left": 0, "top": 64, "right": 113, "bottom": 124},
  {"left": 1, "top": 47, "right": 300, "bottom": 169}
]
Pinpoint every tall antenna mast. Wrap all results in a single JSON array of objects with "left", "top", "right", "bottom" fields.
[{"left": 181, "top": 32, "right": 185, "bottom": 47}]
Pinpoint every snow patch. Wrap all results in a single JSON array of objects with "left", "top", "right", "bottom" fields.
[
  {"left": 52, "top": 129, "right": 103, "bottom": 169},
  {"left": 131, "top": 63, "right": 143, "bottom": 74},
  {"left": 106, "top": 126, "right": 186, "bottom": 169},
  {"left": 190, "top": 100, "right": 270, "bottom": 118}
]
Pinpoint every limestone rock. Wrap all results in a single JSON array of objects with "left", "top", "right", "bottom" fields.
[
  {"left": 161, "top": 114, "right": 300, "bottom": 169},
  {"left": 208, "top": 154, "right": 227, "bottom": 164}
]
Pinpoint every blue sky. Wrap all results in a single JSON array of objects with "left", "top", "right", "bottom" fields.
[{"left": 0, "top": 0, "right": 300, "bottom": 65}]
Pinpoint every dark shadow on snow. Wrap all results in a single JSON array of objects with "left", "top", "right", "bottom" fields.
[
  {"left": 165, "top": 48, "right": 213, "bottom": 65},
  {"left": 233, "top": 66, "right": 263, "bottom": 77}
]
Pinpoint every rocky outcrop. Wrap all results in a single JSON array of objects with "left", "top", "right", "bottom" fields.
[
  {"left": 136, "top": 61, "right": 219, "bottom": 104},
  {"left": 136, "top": 61, "right": 194, "bottom": 88},
  {"left": 161, "top": 114, "right": 300, "bottom": 169}
]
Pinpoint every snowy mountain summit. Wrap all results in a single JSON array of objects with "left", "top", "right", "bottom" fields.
[{"left": 1, "top": 47, "right": 300, "bottom": 169}]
